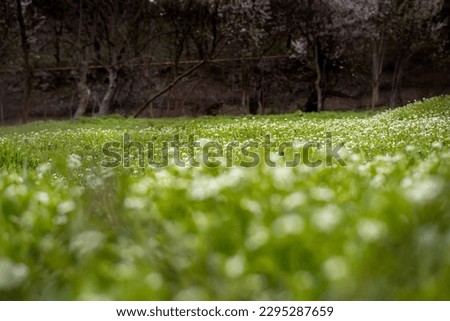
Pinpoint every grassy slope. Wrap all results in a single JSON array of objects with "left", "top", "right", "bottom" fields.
[
  {"left": 0, "top": 109, "right": 378, "bottom": 135},
  {"left": 0, "top": 96, "right": 449, "bottom": 300}
]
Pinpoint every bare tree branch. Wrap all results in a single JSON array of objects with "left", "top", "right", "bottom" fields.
[{"left": 133, "top": 59, "right": 207, "bottom": 117}]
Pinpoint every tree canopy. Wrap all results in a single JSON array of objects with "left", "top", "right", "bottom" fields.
[{"left": 0, "top": 0, "right": 448, "bottom": 122}]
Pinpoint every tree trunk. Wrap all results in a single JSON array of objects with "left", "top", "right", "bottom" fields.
[
  {"left": 74, "top": 61, "right": 91, "bottom": 119},
  {"left": 389, "top": 54, "right": 411, "bottom": 108},
  {"left": 256, "top": 89, "right": 263, "bottom": 115},
  {"left": 249, "top": 86, "right": 263, "bottom": 115},
  {"left": 241, "top": 55, "right": 250, "bottom": 112},
  {"left": 313, "top": 43, "right": 323, "bottom": 112},
  {"left": 165, "top": 96, "right": 171, "bottom": 116},
  {"left": 255, "top": 66, "right": 264, "bottom": 115},
  {"left": 305, "top": 84, "right": 318, "bottom": 112},
  {"left": 16, "top": 0, "right": 32, "bottom": 123},
  {"left": 0, "top": 100, "right": 4, "bottom": 125},
  {"left": 53, "top": 20, "right": 64, "bottom": 65},
  {"left": 371, "top": 37, "right": 385, "bottom": 109},
  {"left": 98, "top": 65, "right": 118, "bottom": 116},
  {"left": 242, "top": 88, "right": 249, "bottom": 112},
  {"left": 149, "top": 102, "right": 154, "bottom": 118}
]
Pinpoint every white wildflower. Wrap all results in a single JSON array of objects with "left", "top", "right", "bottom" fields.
[
  {"left": 322, "top": 256, "right": 348, "bottom": 281},
  {"left": 272, "top": 214, "right": 304, "bottom": 237},
  {"left": 357, "top": 218, "right": 387, "bottom": 242},
  {"left": 311, "top": 205, "right": 342, "bottom": 233},
  {"left": 0, "top": 259, "right": 29, "bottom": 291},
  {"left": 57, "top": 200, "right": 76, "bottom": 215},
  {"left": 67, "top": 154, "right": 82, "bottom": 169},
  {"left": 225, "top": 254, "right": 246, "bottom": 278}
]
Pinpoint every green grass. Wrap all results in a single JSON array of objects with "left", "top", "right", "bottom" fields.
[{"left": 0, "top": 96, "right": 449, "bottom": 300}]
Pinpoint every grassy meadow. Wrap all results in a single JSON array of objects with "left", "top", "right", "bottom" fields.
[{"left": 0, "top": 97, "right": 449, "bottom": 300}]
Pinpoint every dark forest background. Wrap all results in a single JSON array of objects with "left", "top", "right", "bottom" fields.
[{"left": 0, "top": 0, "right": 449, "bottom": 123}]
